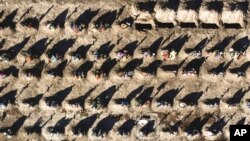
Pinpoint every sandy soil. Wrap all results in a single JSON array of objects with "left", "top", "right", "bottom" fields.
[{"left": 0, "top": 0, "right": 250, "bottom": 141}]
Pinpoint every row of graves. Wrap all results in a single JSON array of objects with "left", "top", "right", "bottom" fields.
[
  {"left": 1, "top": 82, "right": 250, "bottom": 115},
  {"left": 0, "top": 82, "right": 249, "bottom": 140},
  {"left": 0, "top": 34, "right": 250, "bottom": 80},
  {"left": 0, "top": 111, "right": 241, "bottom": 140},
  {"left": 0, "top": 0, "right": 250, "bottom": 140},
  {"left": 0, "top": 0, "right": 248, "bottom": 33}
]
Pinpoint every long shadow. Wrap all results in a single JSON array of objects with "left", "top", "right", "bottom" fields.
[
  {"left": 119, "top": 58, "right": 143, "bottom": 72},
  {"left": 0, "top": 9, "right": 18, "bottom": 30},
  {"left": 204, "top": 98, "right": 220, "bottom": 106},
  {"left": 117, "top": 119, "right": 136, "bottom": 136},
  {"left": 2, "top": 115, "right": 28, "bottom": 136},
  {"left": 161, "top": 59, "right": 186, "bottom": 75},
  {"left": 163, "top": 112, "right": 192, "bottom": 133},
  {"left": 118, "top": 37, "right": 147, "bottom": 57},
  {"left": 229, "top": 2, "right": 248, "bottom": 14},
  {"left": 67, "top": 86, "right": 97, "bottom": 108},
  {"left": 184, "top": 0, "right": 202, "bottom": 11},
  {"left": 157, "top": 87, "right": 183, "bottom": 107},
  {"left": 204, "top": 88, "right": 228, "bottom": 106},
  {"left": 48, "top": 8, "right": 68, "bottom": 28},
  {"left": 8, "top": 36, "right": 30, "bottom": 60},
  {"left": 185, "top": 116, "right": 210, "bottom": 136},
  {"left": 22, "top": 94, "right": 43, "bottom": 107},
  {"left": 47, "top": 38, "right": 76, "bottom": 59},
  {"left": 208, "top": 117, "right": 232, "bottom": 135},
  {"left": 18, "top": 84, "right": 30, "bottom": 98},
  {"left": 21, "top": 38, "right": 52, "bottom": 59},
  {"left": 48, "top": 117, "right": 72, "bottom": 134},
  {"left": 72, "top": 114, "right": 98, "bottom": 135},
  {"left": 135, "top": 87, "right": 154, "bottom": 106},
  {"left": 71, "top": 43, "right": 92, "bottom": 60},
  {"left": 0, "top": 39, "right": 5, "bottom": 49},
  {"left": 180, "top": 91, "right": 203, "bottom": 106},
  {"left": 47, "top": 60, "right": 67, "bottom": 77},
  {"left": 183, "top": 57, "right": 206, "bottom": 75},
  {"left": 127, "top": 85, "right": 144, "bottom": 101},
  {"left": 162, "top": 35, "right": 190, "bottom": 54},
  {"left": 36, "top": 5, "right": 54, "bottom": 21},
  {"left": 93, "top": 41, "right": 115, "bottom": 60},
  {"left": 91, "top": 85, "right": 120, "bottom": 109},
  {"left": 207, "top": 1, "right": 223, "bottom": 13},
  {"left": 136, "top": 1, "right": 156, "bottom": 13},
  {"left": 0, "top": 10, "right": 4, "bottom": 19},
  {"left": 115, "top": 85, "right": 144, "bottom": 106},
  {"left": 0, "top": 66, "right": 19, "bottom": 78},
  {"left": 185, "top": 38, "right": 209, "bottom": 54},
  {"left": 25, "top": 114, "right": 53, "bottom": 135},
  {"left": 66, "top": 6, "right": 80, "bottom": 20},
  {"left": 119, "top": 16, "right": 134, "bottom": 28},
  {"left": 0, "top": 90, "right": 17, "bottom": 107},
  {"left": 0, "top": 37, "right": 30, "bottom": 61},
  {"left": 208, "top": 60, "right": 232, "bottom": 75},
  {"left": 24, "top": 60, "right": 45, "bottom": 78},
  {"left": 236, "top": 117, "right": 246, "bottom": 125},
  {"left": 119, "top": 41, "right": 138, "bottom": 57},
  {"left": 226, "top": 88, "right": 250, "bottom": 106},
  {"left": 25, "top": 117, "right": 43, "bottom": 135},
  {"left": 207, "top": 36, "right": 235, "bottom": 53},
  {"left": 229, "top": 61, "right": 250, "bottom": 77},
  {"left": 231, "top": 36, "right": 250, "bottom": 52},
  {"left": 21, "top": 17, "right": 39, "bottom": 29},
  {"left": 92, "top": 115, "right": 120, "bottom": 137},
  {"left": 75, "top": 8, "right": 100, "bottom": 28},
  {"left": 140, "top": 120, "right": 155, "bottom": 136},
  {"left": 159, "top": 0, "right": 180, "bottom": 11},
  {"left": 140, "top": 60, "right": 162, "bottom": 75},
  {"left": 99, "top": 59, "right": 117, "bottom": 77},
  {"left": 157, "top": 82, "right": 168, "bottom": 92},
  {"left": 117, "top": 5, "right": 125, "bottom": 18},
  {"left": 163, "top": 122, "right": 180, "bottom": 133},
  {"left": 72, "top": 61, "right": 93, "bottom": 78},
  {"left": 45, "top": 85, "right": 73, "bottom": 107},
  {"left": 21, "top": 5, "right": 54, "bottom": 29},
  {"left": 17, "top": 6, "right": 32, "bottom": 23},
  {"left": 141, "top": 37, "right": 164, "bottom": 56},
  {"left": 0, "top": 83, "right": 9, "bottom": 93},
  {"left": 94, "top": 10, "right": 118, "bottom": 29}
]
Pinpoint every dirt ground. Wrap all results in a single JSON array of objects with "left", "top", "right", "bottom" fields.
[{"left": 0, "top": 0, "right": 250, "bottom": 141}]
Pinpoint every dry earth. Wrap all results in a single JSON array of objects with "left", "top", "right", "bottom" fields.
[{"left": 0, "top": 0, "right": 250, "bottom": 141}]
